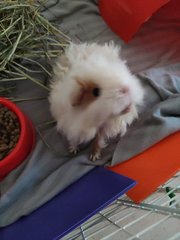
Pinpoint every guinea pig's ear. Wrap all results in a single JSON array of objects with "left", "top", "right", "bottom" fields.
[
  {"left": 71, "top": 78, "right": 100, "bottom": 107},
  {"left": 53, "top": 54, "right": 71, "bottom": 77},
  {"left": 71, "top": 78, "right": 86, "bottom": 107}
]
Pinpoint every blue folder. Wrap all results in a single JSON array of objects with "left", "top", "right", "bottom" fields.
[{"left": 0, "top": 167, "right": 136, "bottom": 240}]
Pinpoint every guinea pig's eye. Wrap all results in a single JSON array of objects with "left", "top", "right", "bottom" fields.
[{"left": 92, "top": 87, "right": 101, "bottom": 97}]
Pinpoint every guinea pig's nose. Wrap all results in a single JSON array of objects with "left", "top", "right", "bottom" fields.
[{"left": 119, "top": 87, "right": 129, "bottom": 95}]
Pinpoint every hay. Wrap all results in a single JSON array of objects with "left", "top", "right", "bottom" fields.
[{"left": 0, "top": 0, "right": 70, "bottom": 94}]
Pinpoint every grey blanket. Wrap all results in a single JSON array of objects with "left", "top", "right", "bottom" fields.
[{"left": 0, "top": 0, "right": 180, "bottom": 227}]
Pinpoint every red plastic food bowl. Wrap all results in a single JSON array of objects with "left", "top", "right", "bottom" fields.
[{"left": 0, "top": 97, "right": 36, "bottom": 181}]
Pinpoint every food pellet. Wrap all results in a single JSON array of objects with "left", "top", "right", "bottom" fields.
[{"left": 0, "top": 104, "right": 20, "bottom": 160}]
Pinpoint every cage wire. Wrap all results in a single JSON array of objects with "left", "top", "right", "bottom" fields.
[{"left": 62, "top": 171, "right": 180, "bottom": 240}]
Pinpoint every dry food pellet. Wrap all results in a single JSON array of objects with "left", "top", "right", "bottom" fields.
[{"left": 0, "top": 104, "right": 20, "bottom": 160}]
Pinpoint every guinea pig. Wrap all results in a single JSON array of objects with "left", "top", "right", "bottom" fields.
[{"left": 49, "top": 42, "right": 144, "bottom": 161}]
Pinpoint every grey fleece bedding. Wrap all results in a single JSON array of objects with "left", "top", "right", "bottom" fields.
[{"left": 0, "top": 0, "right": 180, "bottom": 227}]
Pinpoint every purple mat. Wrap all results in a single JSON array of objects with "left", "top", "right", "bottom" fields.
[{"left": 0, "top": 167, "right": 136, "bottom": 240}]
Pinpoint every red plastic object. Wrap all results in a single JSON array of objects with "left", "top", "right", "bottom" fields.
[
  {"left": 0, "top": 97, "right": 36, "bottom": 181},
  {"left": 108, "top": 131, "right": 180, "bottom": 203},
  {"left": 99, "top": 0, "right": 170, "bottom": 42}
]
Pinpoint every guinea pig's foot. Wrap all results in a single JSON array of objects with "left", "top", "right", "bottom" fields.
[
  {"left": 69, "top": 145, "right": 79, "bottom": 155},
  {"left": 90, "top": 151, "right": 101, "bottom": 162}
]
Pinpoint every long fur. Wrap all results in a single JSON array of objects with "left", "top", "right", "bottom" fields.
[{"left": 49, "top": 42, "right": 144, "bottom": 160}]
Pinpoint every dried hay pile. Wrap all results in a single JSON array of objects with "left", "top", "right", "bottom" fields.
[{"left": 0, "top": 0, "right": 70, "bottom": 97}]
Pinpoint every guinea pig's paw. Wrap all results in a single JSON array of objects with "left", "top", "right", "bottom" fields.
[
  {"left": 119, "top": 120, "right": 127, "bottom": 137},
  {"left": 69, "top": 145, "right": 79, "bottom": 155},
  {"left": 90, "top": 151, "right": 101, "bottom": 162}
]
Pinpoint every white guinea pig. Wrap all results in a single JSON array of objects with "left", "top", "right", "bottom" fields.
[{"left": 49, "top": 42, "right": 144, "bottom": 161}]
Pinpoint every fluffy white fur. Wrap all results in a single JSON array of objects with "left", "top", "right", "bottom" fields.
[{"left": 49, "top": 42, "right": 144, "bottom": 160}]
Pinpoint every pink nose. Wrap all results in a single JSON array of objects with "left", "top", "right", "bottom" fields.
[{"left": 119, "top": 87, "right": 129, "bottom": 94}]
